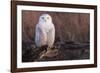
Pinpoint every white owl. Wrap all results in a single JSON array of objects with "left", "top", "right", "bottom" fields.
[{"left": 35, "top": 14, "right": 55, "bottom": 51}]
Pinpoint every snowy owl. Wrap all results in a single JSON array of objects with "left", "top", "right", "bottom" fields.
[{"left": 35, "top": 14, "right": 55, "bottom": 51}]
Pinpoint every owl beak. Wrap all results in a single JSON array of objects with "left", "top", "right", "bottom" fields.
[{"left": 44, "top": 19, "right": 47, "bottom": 22}]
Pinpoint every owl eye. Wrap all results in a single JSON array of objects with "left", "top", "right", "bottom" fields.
[
  {"left": 47, "top": 17, "right": 49, "bottom": 19},
  {"left": 42, "top": 17, "right": 44, "bottom": 19}
]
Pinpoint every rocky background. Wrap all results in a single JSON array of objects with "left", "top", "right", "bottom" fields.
[{"left": 22, "top": 10, "right": 90, "bottom": 62}]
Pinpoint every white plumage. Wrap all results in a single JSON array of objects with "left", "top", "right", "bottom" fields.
[{"left": 35, "top": 14, "right": 55, "bottom": 49}]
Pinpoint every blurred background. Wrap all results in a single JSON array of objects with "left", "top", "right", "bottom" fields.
[{"left": 22, "top": 10, "right": 90, "bottom": 43}]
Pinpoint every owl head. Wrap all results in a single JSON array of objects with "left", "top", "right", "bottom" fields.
[{"left": 39, "top": 14, "right": 52, "bottom": 23}]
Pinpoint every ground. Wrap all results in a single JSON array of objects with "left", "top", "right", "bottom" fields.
[{"left": 22, "top": 41, "right": 90, "bottom": 62}]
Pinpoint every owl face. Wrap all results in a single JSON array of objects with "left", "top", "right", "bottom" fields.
[{"left": 39, "top": 14, "right": 52, "bottom": 23}]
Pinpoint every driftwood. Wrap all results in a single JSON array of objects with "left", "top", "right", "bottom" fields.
[{"left": 22, "top": 41, "right": 90, "bottom": 62}]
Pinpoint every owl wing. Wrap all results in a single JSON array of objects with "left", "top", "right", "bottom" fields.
[
  {"left": 47, "top": 23, "right": 55, "bottom": 47},
  {"left": 35, "top": 24, "right": 47, "bottom": 47}
]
